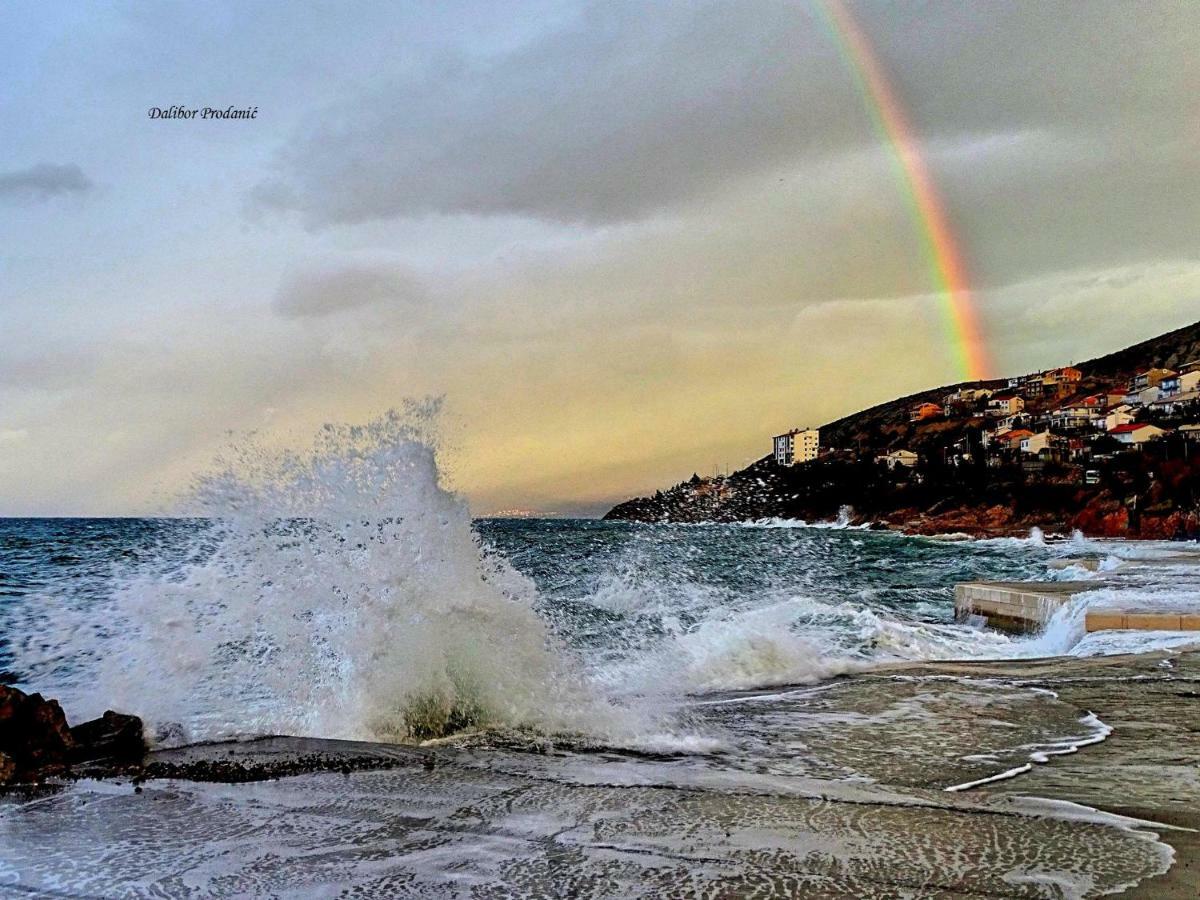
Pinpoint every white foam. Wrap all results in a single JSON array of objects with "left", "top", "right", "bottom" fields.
[
  {"left": 944, "top": 763, "right": 1033, "bottom": 792},
  {"left": 742, "top": 505, "right": 867, "bottom": 530},
  {"left": 12, "top": 407, "right": 633, "bottom": 745},
  {"left": 945, "top": 711, "right": 1113, "bottom": 793}
]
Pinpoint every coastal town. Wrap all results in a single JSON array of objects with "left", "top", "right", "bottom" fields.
[
  {"left": 771, "top": 360, "right": 1200, "bottom": 475},
  {"left": 606, "top": 320, "right": 1200, "bottom": 537}
]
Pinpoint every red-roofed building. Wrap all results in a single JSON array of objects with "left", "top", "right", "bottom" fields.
[
  {"left": 1080, "top": 393, "right": 1122, "bottom": 409},
  {"left": 909, "top": 402, "right": 942, "bottom": 422},
  {"left": 994, "top": 428, "right": 1034, "bottom": 447}
]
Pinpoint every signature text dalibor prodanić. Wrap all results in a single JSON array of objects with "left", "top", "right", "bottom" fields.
[{"left": 148, "top": 106, "right": 258, "bottom": 120}]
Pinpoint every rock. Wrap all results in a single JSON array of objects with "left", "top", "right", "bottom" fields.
[
  {"left": 1070, "top": 498, "right": 1129, "bottom": 537},
  {"left": 70, "top": 711, "right": 147, "bottom": 763},
  {"left": 0, "top": 685, "right": 75, "bottom": 784}
]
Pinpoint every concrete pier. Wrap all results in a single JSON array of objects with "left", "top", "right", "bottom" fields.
[
  {"left": 954, "top": 581, "right": 1096, "bottom": 633},
  {"left": 956, "top": 580, "right": 1200, "bottom": 635}
]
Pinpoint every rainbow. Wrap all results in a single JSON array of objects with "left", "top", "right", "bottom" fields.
[{"left": 815, "top": 0, "right": 993, "bottom": 381}]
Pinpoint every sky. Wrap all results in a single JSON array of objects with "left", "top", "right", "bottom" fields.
[{"left": 1, "top": 0, "right": 1198, "bottom": 517}]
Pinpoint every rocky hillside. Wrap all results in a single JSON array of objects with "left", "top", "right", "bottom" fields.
[
  {"left": 1076, "top": 319, "right": 1200, "bottom": 380},
  {"left": 605, "top": 319, "right": 1200, "bottom": 536},
  {"left": 820, "top": 318, "right": 1200, "bottom": 455}
]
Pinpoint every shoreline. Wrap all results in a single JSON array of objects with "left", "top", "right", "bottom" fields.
[
  {"left": 5, "top": 651, "right": 1197, "bottom": 897},
  {"left": 600, "top": 509, "right": 1200, "bottom": 542}
]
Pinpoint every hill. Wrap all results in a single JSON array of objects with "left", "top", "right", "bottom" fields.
[
  {"left": 820, "top": 319, "right": 1200, "bottom": 455},
  {"left": 605, "top": 319, "right": 1200, "bottom": 537}
]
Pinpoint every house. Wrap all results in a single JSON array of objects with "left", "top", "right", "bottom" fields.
[
  {"left": 1020, "top": 379, "right": 1047, "bottom": 399},
  {"left": 1130, "top": 368, "right": 1176, "bottom": 392},
  {"left": 1049, "top": 403, "right": 1101, "bottom": 431},
  {"left": 986, "top": 394, "right": 1024, "bottom": 417},
  {"left": 1043, "top": 366, "right": 1082, "bottom": 388},
  {"left": 993, "top": 428, "right": 1034, "bottom": 449},
  {"left": 1103, "top": 405, "right": 1136, "bottom": 432},
  {"left": 1158, "top": 371, "right": 1200, "bottom": 396},
  {"left": 996, "top": 412, "right": 1031, "bottom": 432},
  {"left": 943, "top": 388, "right": 992, "bottom": 416},
  {"left": 1019, "top": 431, "right": 1050, "bottom": 454},
  {"left": 947, "top": 387, "right": 994, "bottom": 404},
  {"left": 773, "top": 428, "right": 819, "bottom": 466},
  {"left": 909, "top": 402, "right": 942, "bottom": 422},
  {"left": 1122, "top": 385, "right": 1160, "bottom": 408},
  {"left": 1109, "top": 423, "right": 1167, "bottom": 445},
  {"left": 1080, "top": 392, "right": 1122, "bottom": 409},
  {"left": 876, "top": 449, "right": 919, "bottom": 469},
  {"left": 1149, "top": 389, "right": 1200, "bottom": 416}
]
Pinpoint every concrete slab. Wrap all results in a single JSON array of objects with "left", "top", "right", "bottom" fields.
[
  {"left": 1085, "top": 610, "right": 1200, "bottom": 632},
  {"left": 1125, "top": 612, "right": 1180, "bottom": 630},
  {"left": 1084, "top": 612, "right": 1126, "bottom": 632},
  {"left": 957, "top": 580, "right": 1200, "bottom": 634},
  {"left": 954, "top": 581, "right": 1096, "bottom": 633}
]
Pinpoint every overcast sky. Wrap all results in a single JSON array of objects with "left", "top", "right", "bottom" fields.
[{"left": 1, "top": 0, "right": 1198, "bottom": 516}]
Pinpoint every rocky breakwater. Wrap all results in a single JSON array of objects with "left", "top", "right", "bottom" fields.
[{"left": 0, "top": 685, "right": 146, "bottom": 785}]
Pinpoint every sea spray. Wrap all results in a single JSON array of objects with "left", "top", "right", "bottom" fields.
[
  {"left": 12, "top": 464, "right": 1193, "bottom": 749},
  {"left": 11, "top": 407, "right": 627, "bottom": 744}
]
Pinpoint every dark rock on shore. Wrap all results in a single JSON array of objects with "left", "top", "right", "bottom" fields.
[
  {"left": 70, "top": 710, "right": 146, "bottom": 763},
  {"left": 0, "top": 685, "right": 75, "bottom": 784},
  {"left": 0, "top": 685, "right": 146, "bottom": 785}
]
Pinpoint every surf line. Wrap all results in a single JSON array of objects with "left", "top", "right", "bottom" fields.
[
  {"left": 944, "top": 763, "right": 1034, "bottom": 793},
  {"left": 944, "top": 711, "right": 1112, "bottom": 793}
]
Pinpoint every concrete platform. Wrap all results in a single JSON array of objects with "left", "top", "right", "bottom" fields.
[
  {"left": 956, "top": 580, "right": 1200, "bottom": 634},
  {"left": 954, "top": 581, "right": 1096, "bottom": 633}
]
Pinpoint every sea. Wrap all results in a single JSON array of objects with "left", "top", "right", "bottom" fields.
[{"left": 1, "top": 414, "right": 1196, "bottom": 897}]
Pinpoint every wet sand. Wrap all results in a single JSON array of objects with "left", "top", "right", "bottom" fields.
[{"left": 1, "top": 649, "right": 1197, "bottom": 897}]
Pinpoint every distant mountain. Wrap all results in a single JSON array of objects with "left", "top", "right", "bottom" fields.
[{"left": 605, "top": 318, "right": 1200, "bottom": 537}]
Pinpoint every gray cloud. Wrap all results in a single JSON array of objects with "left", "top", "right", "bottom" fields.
[
  {"left": 252, "top": 1, "right": 853, "bottom": 226},
  {"left": 273, "top": 263, "right": 428, "bottom": 318},
  {"left": 254, "top": 0, "right": 1197, "bottom": 238},
  {"left": 0, "top": 163, "right": 92, "bottom": 201}
]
